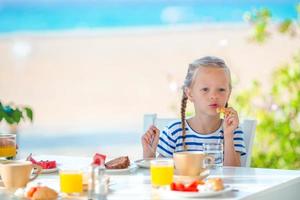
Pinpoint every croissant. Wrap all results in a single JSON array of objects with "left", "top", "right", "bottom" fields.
[{"left": 30, "top": 186, "right": 58, "bottom": 200}]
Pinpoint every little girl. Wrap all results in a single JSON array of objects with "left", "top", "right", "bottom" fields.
[{"left": 142, "top": 56, "right": 246, "bottom": 166}]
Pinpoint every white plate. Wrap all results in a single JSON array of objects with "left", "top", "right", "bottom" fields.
[
  {"left": 164, "top": 185, "right": 232, "bottom": 198},
  {"left": 134, "top": 158, "right": 152, "bottom": 168},
  {"left": 105, "top": 164, "right": 137, "bottom": 173},
  {"left": 34, "top": 167, "right": 58, "bottom": 174}
]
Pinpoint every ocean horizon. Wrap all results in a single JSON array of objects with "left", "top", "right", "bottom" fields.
[{"left": 0, "top": 0, "right": 299, "bottom": 33}]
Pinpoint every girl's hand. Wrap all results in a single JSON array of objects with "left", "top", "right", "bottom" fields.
[
  {"left": 223, "top": 107, "right": 239, "bottom": 136},
  {"left": 141, "top": 125, "right": 160, "bottom": 158}
]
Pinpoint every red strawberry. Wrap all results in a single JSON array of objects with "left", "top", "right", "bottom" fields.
[{"left": 93, "top": 153, "right": 106, "bottom": 166}]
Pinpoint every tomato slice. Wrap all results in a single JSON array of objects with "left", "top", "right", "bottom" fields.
[
  {"left": 175, "top": 183, "right": 186, "bottom": 191},
  {"left": 170, "top": 181, "right": 200, "bottom": 192},
  {"left": 170, "top": 182, "right": 186, "bottom": 191},
  {"left": 184, "top": 180, "right": 200, "bottom": 192},
  {"left": 170, "top": 182, "right": 177, "bottom": 191}
]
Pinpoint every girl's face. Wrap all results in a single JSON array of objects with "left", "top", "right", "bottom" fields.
[{"left": 185, "top": 67, "right": 231, "bottom": 117}]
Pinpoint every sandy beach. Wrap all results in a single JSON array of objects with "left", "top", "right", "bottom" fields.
[{"left": 1, "top": 24, "right": 300, "bottom": 157}]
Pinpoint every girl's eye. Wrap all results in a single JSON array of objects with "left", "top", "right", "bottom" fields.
[
  {"left": 201, "top": 88, "right": 209, "bottom": 92},
  {"left": 219, "top": 88, "right": 226, "bottom": 92}
]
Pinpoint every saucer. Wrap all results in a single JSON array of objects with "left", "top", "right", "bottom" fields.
[
  {"left": 173, "top": 169, "right": 210, "bottom": 184},
  {"left": 134, "top": 158, "right": 154, "bottom": 168},
  {"left": 105, "top": 164, "right": 137, "bottom": 174}
]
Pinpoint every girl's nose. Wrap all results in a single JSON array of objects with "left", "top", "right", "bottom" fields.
[{"left": 209, "top": 92, "right": 218, "bottom": 100}]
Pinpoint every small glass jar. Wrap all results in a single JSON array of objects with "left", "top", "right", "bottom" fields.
[
  {"left": 0, "top": 134, "right": 16, "bottom": 160},
  {"left": 88, "top": 165, "right": 108, "bottom": 200},
  {"left": 203, "top": 143, "right": 224, "bottom": 168}
]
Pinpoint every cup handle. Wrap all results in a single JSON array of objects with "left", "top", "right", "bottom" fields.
[
  {"left": 204, "top": 155, "right": 215, "bottom": 165},
  {"left": 30, "top": 164, "right": 42, "bottom": 181}
]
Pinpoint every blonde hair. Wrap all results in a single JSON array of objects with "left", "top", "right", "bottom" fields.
[{"left": 180, "top": 56, "right": 232, "bottom": 150}]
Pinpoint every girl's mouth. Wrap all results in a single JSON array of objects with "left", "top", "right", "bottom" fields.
[{"left": 209, "top": 103, "right": 218, "bottom": 108}]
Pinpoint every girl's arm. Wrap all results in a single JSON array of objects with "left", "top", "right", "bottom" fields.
[
  {"left": 223, "top": 132, "right": 241, "bottom": 166},
  {"left": 223, "top": 107, "right": 241, "bottom": 166}
]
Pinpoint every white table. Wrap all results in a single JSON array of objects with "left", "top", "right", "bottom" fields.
[{"left": 1, "top": 155, "right": 300, "bottom": 200}]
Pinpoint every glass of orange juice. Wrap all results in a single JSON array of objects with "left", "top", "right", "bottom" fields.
[
  {"left": 60, "top": 169, "right": 83, "bottom": 194},
  {"left": 0, "top": 134, "right": 16, "bottom": 159},
  {"left": 150, "top": 159, "right": 174, "bottom": 188}
]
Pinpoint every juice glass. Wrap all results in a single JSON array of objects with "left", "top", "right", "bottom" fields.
[
  {"left": 60, "top": 170, "right": 83, "bottom": 194},
  {"left": 0, "top": 134, "right": 16, "bottom": 158},
  {"left": 150, "top": 159, "right": 174, "bottom": 188}
]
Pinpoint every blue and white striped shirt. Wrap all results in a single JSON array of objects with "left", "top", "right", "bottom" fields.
[{"left": 157, "top": 120, "right": 247, "bottom": 157}]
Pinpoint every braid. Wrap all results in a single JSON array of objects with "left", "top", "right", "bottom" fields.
[{"left": 181, "top": 92, "right": 188, "bottom": 151}]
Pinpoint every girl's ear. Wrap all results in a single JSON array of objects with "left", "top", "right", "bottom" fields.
[{"left": 185, "top": 87, "right": 194, "bottom": 102}]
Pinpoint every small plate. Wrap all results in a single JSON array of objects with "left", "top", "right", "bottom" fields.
[
  {"left": 134, "top": 158, "right": 153, "bottom": 168},
  {"left": 105, "top": 164, "right": 137, "bottom": 173},
  {"left": 165, "top": 185, "right": 232, "bottom": 198},
  {"left": 34, "top": 167, "right": 59, "bottom": 174}
]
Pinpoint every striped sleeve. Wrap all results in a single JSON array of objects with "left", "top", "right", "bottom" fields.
[
  {"left": 157, "top": 125, "right": 177, "bottom": 157},
  {"left": 233, "top": 127, "right": 247, "bottom": 156}
]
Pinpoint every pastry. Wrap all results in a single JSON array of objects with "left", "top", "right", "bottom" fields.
[
  {"left": 216, "top": 107, "right": 230, "bottom": 119},
  {"left": 27, "top": 186, "right": 58, "bottom": 200},
  {"left": 207, "top": 178, "right": 224, "bottom": 191}
]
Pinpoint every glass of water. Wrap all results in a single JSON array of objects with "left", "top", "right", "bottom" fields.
[{"left": 203, "top": 143, "right": 223, "bottom": 168}]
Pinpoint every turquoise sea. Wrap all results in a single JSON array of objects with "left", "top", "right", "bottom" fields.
[{"left": 0, "top": 0, "right": 299, "bottom": 33}]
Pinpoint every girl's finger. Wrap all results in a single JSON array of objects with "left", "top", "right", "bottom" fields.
[
  {"left": 142, "top": 136, "right": 149, "bottom": 146},
  {"left": 152, "top": 130, "right": 160, "bottom": 147},
  {"left": 227, "top": 116, "right": 237, "bottom": 126},
  {"left": 144, "top": 134, "right": 151, "bottom": 144}
]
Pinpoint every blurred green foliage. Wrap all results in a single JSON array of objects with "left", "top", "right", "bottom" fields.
[
  {"left": 233, "top": 5, "right": 300, "bottom": 169},
  {"left": 0, "top": 101, "right": 33, "bottom": 125},
  {"left": 231, "top": 52, "right": 300, "bottom": 169},
  {"left": 244, "top": 3, "right": 300, "bottom": 42},
  {"left": 244, "top": 8, "right": 272, "bottom": 42}
]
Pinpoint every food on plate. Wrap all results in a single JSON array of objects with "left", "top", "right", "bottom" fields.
[
  {"left": 105, "top": 156, "right": 130, "bottom": 169},
  {"left": 92, "top": 153, "right": 130, "bottom": 169},
  {"left": 170, "top": 178, "right": 224, "bottom": 192},
  {"left": 206, "top": 178, "right": 224, "bottom": 191},
  {"left": 92, "top": 153, "right": 106, "bottom": 165},
  {"left": 170, "top": 180, "right": 204, "bottom": 192},
  {"left": 216, "top": 107, "right": 230, "bottom": 119},
  {"left": 27, "top": 154, "right": 57, "bottom": 169},
  {"left": 26, "top": 186, "right": 58, "bottom": 200}
]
